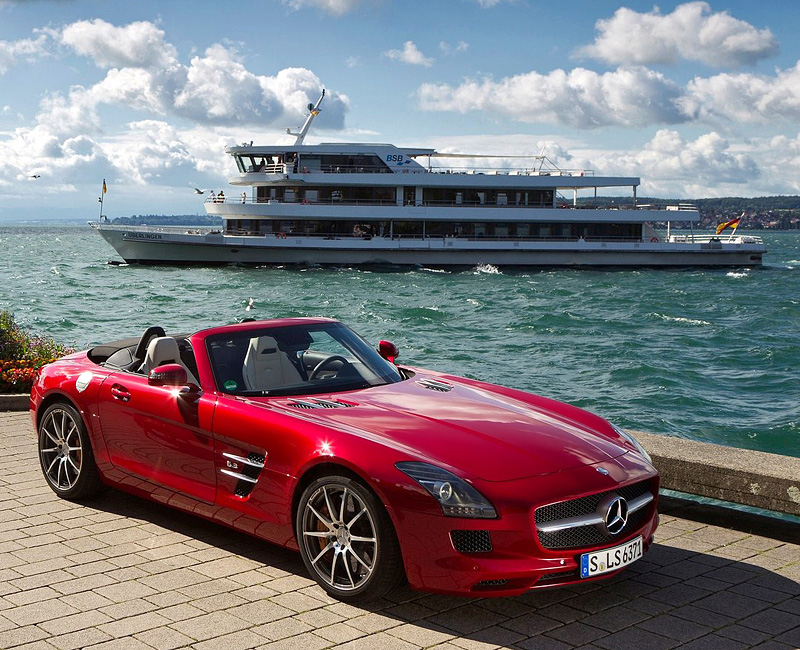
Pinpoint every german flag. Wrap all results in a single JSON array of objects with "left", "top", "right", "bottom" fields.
[{"left": 716, "top": 217, "right": 741, "bottom": 235}]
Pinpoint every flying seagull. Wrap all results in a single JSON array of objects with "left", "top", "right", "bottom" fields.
[
  {"left": 30, "top": 174, "right": 41, "bottom": 179},
  {"left": 246, "top": 298, "right": 255, "bottom": 312},
  {"left": 193, "top": 187, "right": 205, "bottom": 194}
]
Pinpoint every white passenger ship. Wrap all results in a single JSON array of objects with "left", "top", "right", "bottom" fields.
[{"left": 91, "top": 91, "right": 764, "bottom": 267}]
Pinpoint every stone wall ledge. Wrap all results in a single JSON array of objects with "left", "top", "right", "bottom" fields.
[
  {"left": 0, "top": 394, "right": 30, "bottom": 411},
  {"left": 634, "top": 430, "right": 800, "bottom": 518}
]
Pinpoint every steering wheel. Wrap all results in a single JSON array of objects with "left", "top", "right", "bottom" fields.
[{"left": 309, "top": 355, "right": 349, "bottom": 380}]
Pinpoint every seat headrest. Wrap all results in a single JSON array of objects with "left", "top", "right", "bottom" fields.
[
  {"left": 253, "top": 336, "right": 279, "bottom": 355},
  {"left": 145, "top": 337, "right": 180, "bottom": 365}
]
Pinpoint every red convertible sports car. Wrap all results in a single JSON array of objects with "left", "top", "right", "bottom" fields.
[{"left": 31, "top": 318, "right": 658, "bottom": 601}]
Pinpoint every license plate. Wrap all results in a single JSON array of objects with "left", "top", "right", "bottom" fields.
[{"left": 580, "top": 536, "right": 642, "bottom": 578}]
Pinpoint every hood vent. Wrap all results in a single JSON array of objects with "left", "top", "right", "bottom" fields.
[
  {"left": 417, "top": 378, "right": 454, "bottom": 392},
  {"left": 288, "top": 398, "right": 355, "bottom": 409}
]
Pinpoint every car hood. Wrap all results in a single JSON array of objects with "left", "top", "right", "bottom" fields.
[{"left": 268, "top": 376, "right": 629, "bottom": 481}]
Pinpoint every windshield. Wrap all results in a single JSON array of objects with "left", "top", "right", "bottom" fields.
[{"left": 206, "top": 321, "right": 403, "bottom": 396}]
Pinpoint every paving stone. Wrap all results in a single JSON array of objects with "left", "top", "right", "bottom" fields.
[
  {"left": 545, "top": 620, "right": 607, "bottom": 645},
  {"left": 672, "top": 633, "right": 749, "bottom": 650},
  {"left": 254, "top": 631, "right": 331, "bottom": 650},
  {"left": 169, "top": 610, "right": 252, "bottom": 641},
  {"left": 46, "top": 627, "right": 112, "bottom": 650},
  {"left": 694, "top": 590, "right": 772, "bottom": 619},
  {"left": 637, "top": 613, "right": 710, "bottom": 641},
  {"left": 132, "top": 626, "right": 195, "bottom": 650},
  {"left": 593, "top": 625, "right": 679, "bottom": 650},
  {"left": 193, "top": 629, "right": 267, "bottom": 650},
  {"left": 716, "top": 624, "right": 771, "bottom": 646}
]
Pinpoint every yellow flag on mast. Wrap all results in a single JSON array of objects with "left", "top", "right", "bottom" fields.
[{"left": 102, "top": 179, "right": 107, "bottom": 194}]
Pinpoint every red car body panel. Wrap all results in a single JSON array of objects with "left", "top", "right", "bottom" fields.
[{"left": 31, "top": 318, "right": 659, "bottom": 597}]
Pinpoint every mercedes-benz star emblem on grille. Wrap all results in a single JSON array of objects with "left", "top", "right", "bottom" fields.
[
  {"left": 596, "top": 466, "right": 609, "bottom": 476},
  {"left": 603, "top": 495, "right": 629, "bottom": 535}
]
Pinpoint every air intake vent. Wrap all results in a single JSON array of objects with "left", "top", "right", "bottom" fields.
[
  {"left": 451, "top": 530, "right": 492, "bottom": 553},
  {"left": 473, "top": 579, "right": 508, "bottom": 590},
  {"left": 288, "top": 398, "right": 355, "bottom": 409},
  {"left": 220, "top": 452, "right": 265, "bottom": 499},
  {"left": 417, "top": 378, "right": 454, "bottom": 392}
]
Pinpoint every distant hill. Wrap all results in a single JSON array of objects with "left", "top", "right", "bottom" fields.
[{"left": 111, "top": 214, "right": 223, "bottom": 226}]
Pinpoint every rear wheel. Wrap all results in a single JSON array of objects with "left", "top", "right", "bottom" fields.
[
  {"left": 296, "top": 475, "right": 403, "bottom": 601},
  {"left": 38, "top": 402, "right": 103, "bottom": 499}
]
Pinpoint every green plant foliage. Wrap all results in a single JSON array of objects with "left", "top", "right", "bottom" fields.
[{"left": 0, "top": 311, "right": 75, "bottom": 393}]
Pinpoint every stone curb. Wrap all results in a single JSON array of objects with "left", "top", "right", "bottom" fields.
[
  {"left": 635, "top": 430, "right": 800, "bottom": 518},
  {"left": 0, "top": 393, "right": 29, "bottom": 411}
]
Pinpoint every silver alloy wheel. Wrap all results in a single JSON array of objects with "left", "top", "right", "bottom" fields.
[
  {"left": 39, "top": 406, "right": 83, "bottom": 491},
  {"left": 300, "top": 483, "right": 378, "bottom": 592}
]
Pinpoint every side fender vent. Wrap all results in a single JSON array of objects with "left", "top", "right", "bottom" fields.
[
  {"left": 220, "top": 452, "right": 266, "bottom": 499},
  {"left": 288, "top": 398, "right": 356, "bottom": 409},
  {"left": 417, "top": 378, "right": 454, "bottom": 392}
]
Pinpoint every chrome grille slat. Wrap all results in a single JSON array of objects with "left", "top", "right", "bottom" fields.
[{"left": 534, "top": 479, "right": 655, "bottom": 550}]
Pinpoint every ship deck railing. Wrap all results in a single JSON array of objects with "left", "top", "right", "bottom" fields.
[
  {"left": 205, "top": 197, "right": 700, "bottom": 211},
  {"left": 667, "top": 234, "right": 764, "bottom": 244}
]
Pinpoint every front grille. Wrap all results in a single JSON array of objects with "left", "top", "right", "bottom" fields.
[
  {"left": 534, "top": 479, "right": 654, "bottom": 550},
  {"left": 450, "top": 530, "right": 492, "bottom": 553}
]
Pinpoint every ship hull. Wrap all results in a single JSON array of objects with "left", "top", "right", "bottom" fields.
[{"left": 94, "top": 226, "right": 765, "bottom": 268}]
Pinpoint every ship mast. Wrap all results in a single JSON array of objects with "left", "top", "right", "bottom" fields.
[{"left": 287, "top": 89, "right": 325, "bottom": 146}]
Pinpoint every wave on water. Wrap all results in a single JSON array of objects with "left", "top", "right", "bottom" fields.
[
  {"left": 726, "top": 271, "right": 749, "bottom": 278},
  {"left": 650, "top": 313, "right": 712, "bottom": 326},
  {"left": 473, "top": 263, "right": 501, "bottom": 274}
]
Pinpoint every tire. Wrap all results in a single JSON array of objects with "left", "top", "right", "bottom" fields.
[
  {"left": 296, "top": 475, "right": 404, "bottom": 601},
  {"left": 38, "top": 402, "right": 104, "bottom": 499}
]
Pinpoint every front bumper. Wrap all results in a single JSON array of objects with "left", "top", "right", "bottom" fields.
[{"left": 388, "top": 455, "right": 659, "bottom": 597}]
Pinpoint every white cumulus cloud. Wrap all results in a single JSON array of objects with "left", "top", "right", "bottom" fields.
[
  {"left": 282, "top": 0, "right": 363, "bottom": 15},
  {"left": 590, "top": 129, "right": 760, "bottom": 196},
  {"left": 0, "top": 33, "right": 48, "bottom": 74},
  {"left": 417, "top": 66, "right": 684, "bottom": 128},
  {"left": 59, "top": 19, "right": 179, "bottom": 69},
  {"left": 384, "top": 41, "right": 434, "bottom": 67},
  {"left": 578, "top": 2, "right": 778, "bottom": 68},
  {"left": 681, "top": 61, "right": 800, "bottom": 124}
]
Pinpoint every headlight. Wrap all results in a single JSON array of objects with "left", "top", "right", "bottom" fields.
[
  {"left": 612, "top": 424, "right": 652, "bottom": 464},
  {"left": 396, "top": 462, "right": 497, "bottom": 519}
]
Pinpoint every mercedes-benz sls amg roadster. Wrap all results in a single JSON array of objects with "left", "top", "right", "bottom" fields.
[{"left": 31, "top": 318, "right": 658, "bottom": 601}]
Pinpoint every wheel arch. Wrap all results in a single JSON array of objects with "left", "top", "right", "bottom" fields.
[
  {"left": 36, "top": 391, "right": 84, "bottom": 431},
  {"left": 290, "top": 459, "right": 402, "bottom": 545}
]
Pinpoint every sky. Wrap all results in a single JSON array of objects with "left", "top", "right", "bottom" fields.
[{"left": 2, "top": 0, "right": 800, "bottom": 220}]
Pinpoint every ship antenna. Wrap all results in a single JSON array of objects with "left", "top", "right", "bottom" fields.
[{"left": 287, "top": 89, "right": 325, "bottom": 146}]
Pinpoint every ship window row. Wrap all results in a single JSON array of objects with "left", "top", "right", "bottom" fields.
[
  {"left": 224, "top": 219, "right": 642, "bottom": 241},
  {"left": 236, "top": 154, "right": 393, "bottom": 175},
  {"left": 255, "top": 186, "right": 555, "bottom": 207}
]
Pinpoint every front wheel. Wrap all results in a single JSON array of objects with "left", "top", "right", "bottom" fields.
[
  {"left": 296, "top": 475, "right": 403, "bottom": 601},
  {"left": 38, "top": 402, "right": 104, "bottom": 499}
]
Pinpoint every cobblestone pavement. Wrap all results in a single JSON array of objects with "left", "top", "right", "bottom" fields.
[{"left": 2, "top": 411, "right": 799, "bottom": 650}]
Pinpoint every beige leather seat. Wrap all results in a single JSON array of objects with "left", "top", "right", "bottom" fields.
[
  {"left": 242, "top": 335, "right": 302, "bottom": 391},
  {"left": 140, "top": 336, "right": 199, "bottom": 385}
]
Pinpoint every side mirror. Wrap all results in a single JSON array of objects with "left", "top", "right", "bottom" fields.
[
  {"left": 378, "top": 340, "right": 399, "bottom": 364},
  {"left": 148, "top": 363, "right": 188, "bottom": 387}
]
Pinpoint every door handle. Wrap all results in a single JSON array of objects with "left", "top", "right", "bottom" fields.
[{"left": 110, "top": 384, "right": 131, "bottom": 402}]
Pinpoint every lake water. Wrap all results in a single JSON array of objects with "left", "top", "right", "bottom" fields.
[{"left": 1, "top": 224, "right": 798, "bottom": 458}]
